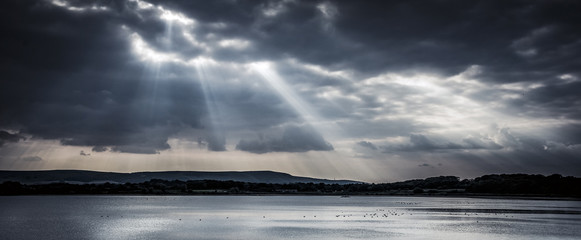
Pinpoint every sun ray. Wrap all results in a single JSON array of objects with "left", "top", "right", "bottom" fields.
[
  {"left": 249, "top": 61, "right": 377, "bottom": 180},
  {"left": 250, "top": 61, "right": 346, "bottom": 140},
  {"left": 192, "top": 58, "right": 226, "bottom": 151}
]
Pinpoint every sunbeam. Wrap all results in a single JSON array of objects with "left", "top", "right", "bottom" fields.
[
  {"left": 193, "top": 58, "right": 226, "bottom": 151},
  {"left": 6, "top": 0, "right": 581, "bottom": 184},
  {"left": 251, "top": 62, "right": 320, "bottom": 124},
  {"left": 250, "top": 61, "right": 376, "bottom": 180},
  {"left": 250, "top": 61, "right": 346, "bottom": 141}
]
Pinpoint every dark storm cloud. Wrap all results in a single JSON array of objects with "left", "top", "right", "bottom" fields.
[
  {"left": 334, "top": 1, "right": 581, "bottom": 79},
  {"left": 149, "top": 0, "right": 345, "bottom": 64},
  {"left": 2, "top": 0, "right": 581, "bottom": 163},
  {"left": 553, "top": 124, "right": 581, "bottom": 144},
  {"left": 205, "top": 131, "right": 226, "bottom": 152},
  {"left": 503, "top": 80, "right": 581, "bottom": 120},
  {"left": 147, "top": 0, "right": 581, "bottom": 81},
  {"left": 91, "top": 146, "right": 108, "bottom": 152},
  {"left": 236, "top": 125, "right": 333, "bottom": 154},
  {"left": 444, "top": 141, "right": 581, "bottom": 177},
  {"left": 0, "top": 131, "right": 25, "bottom": 147},
  {"left": 148, "top": 0, "right": 581, "bottom": 128},
  {"left": 0, "top": 0, "right": 208, "bottom": 154}
]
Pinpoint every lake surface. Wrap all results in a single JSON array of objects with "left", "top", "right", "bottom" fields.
[{"left": 1, "top": 195, "right": 580, "bottom": 239}]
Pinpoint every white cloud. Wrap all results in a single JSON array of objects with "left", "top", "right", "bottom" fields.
[
  {"left": 50, "top": 0, "right": 109, "bottom": 12},
  {"left": 262, "top": 0, "right": 295, "bottom": 17},
  {"left": 157, "top": 6, "right": 195, "bottom": 25},
  {"left": 218, "top": 39, "right": 251, "bottom": 50},
  {"left": 129, "top": 32, "right": 183, "bottom": 63}
]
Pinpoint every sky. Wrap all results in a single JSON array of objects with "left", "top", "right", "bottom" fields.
[{"left": 1, "top": 0, "right": 581, "bottom": 182}]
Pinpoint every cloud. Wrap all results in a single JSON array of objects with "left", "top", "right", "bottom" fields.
[
  {"left": 111, "top": 145, "right": 164, "bottom": 154},
  {"left": 0, "top": 0, "right": 221, "bottom": 154},
  {"left": 0, "top": 131, "right": 25, "bottom": 147},
  {"left": 357, "top": 141, "right": 377, "bottom": 150},
  {"left": 461, "top": 135, "right": 503, "bottom": 150},
  {"left": 0, "top": 0, "right": 580, "bottom": 180},
  {"left": 383, "top": 134, "right": 466, "bottom": 152},
  {"left": 22, "top": 156, "right": 43, "bottom": 162},
  {"left": 382, "top": 126, "right": 538, "bottom": 152},
  {"left": 91, "top": 146, "right": 109, "bottom": 152},
  {"left": 236, "top": 125, "right": 333, "bottom": 154},
  {"left": 205, "top": 132, "right": 226, "bottom": 152}
]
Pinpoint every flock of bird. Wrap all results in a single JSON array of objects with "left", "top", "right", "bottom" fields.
[{"left": 96, "top": 200, "right": 518, "bottom": 223}]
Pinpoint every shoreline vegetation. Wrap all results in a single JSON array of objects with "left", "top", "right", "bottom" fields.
[{"left": 1, "top": 173, "right": 580, "bottom": 198}]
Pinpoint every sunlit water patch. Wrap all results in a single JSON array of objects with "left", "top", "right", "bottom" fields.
[{"left": 0, "top": 196, "right": 580, "bottom": 239}]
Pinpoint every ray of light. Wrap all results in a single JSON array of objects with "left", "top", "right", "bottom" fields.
[
  {"left": 192, "top": 58, "right": 226, "bottom": 151},
  {"left": 250, "top": 61, "right": 347, "bottom": 142},
  {"left": 251, "top": 62, "right": 321, "bottom": 123},
  {"left": 249, "top": 61, "right": 378, "bottom": 180}
]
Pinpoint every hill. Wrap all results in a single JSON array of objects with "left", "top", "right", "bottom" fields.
[{"left": 0, "top": 170, "right": 360, "bottom": 185}]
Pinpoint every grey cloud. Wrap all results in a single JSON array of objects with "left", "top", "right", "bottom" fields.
[
  {"left": 92, "top": 146, "right": 109, "bottom": 152},
  {"left": 357, "top": 141, "right": 377, "bottom": 150},
  {"left": 205, "top": 131, "right": 226, "bottom": 152},
  {"left": 506, "top": 81, "right": 581, "bottom": 120},
  {"left": 236, "top": 125, "right": 333, "bottom": 154},
  {"left": 0, "top": 131, "right": 25, "bottom": 147},
  {"left": 553, "top": 124, "right": 581, "bottom": 144},
  {"left": 384, "top": 132, "right": 506, "bottom": 152},
  {"left": 0, "top": 0, "right": 212, "bottom": 154},
  {"left": 389, "top": 134, "right": 466, "bottom": 152},
  {"left": 461, "top": 135, "right": 503, "bottom": 150},
  {"left": 384, "top": 127, "right": 581, "bottom": 176},
  {"left": 27, "top": 0, "right": 581, "bottom": 85},
  {"left": 339, "top": 119, "right": 421, "bottom": 139},
  {"left": 172, "top": 0, "right": 581, "bottom": 128},
  {"left": 1, "top": 0, "right": 580, "bottom": 179},
  {"left": 446, "top": 142, "right": 581, "bottom": 177},
  {"left": 336, "top": 1, "right": 581, "bottom": 80},
  {"left": 22, "top": 156, "right": 43, "bottom": 162},
  {"left": 111, "top": 145, "right": 163, "bottom": 154}
]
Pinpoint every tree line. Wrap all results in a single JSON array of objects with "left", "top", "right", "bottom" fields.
[{"left": 1, "top": 174, "right": 580, "bottom": 197}]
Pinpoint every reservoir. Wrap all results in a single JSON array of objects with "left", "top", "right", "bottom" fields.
[{"left": 1, "top": 195, "right": 580, "bottom": 239}]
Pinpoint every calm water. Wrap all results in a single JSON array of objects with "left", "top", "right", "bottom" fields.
[{"left": 0, "top": 195, "right": 580, "bottom": 239}]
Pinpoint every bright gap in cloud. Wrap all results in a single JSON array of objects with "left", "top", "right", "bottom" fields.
[
  {"left": 218, "top": 39, "right": 251, "bottom": 50},
  {"left": 157, "top": 6, "right": 195, "bottom": 25},
  {"left": 51, "top": 0, "right": 109, "bottom": 12},
  {"left": 129, "top": 32, "right": 182, "bottom": 63}
]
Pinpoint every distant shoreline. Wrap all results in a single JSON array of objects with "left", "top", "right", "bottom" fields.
[
  {"left": 2, "top": 181, "right": 580, "bottom": 200},
  {"left": 1, "top": 193, "right": 579, "bottom": 202},
  {"left": 2, "top": 171, "right": 580, "bottom": 198}
]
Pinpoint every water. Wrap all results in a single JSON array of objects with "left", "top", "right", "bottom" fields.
[{"left": 0, "top": 196, "right": 580, "bottom": 239}]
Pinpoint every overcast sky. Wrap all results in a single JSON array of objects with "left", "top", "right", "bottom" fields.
[{"left": 1, "top": 0, "right": 580, "bottom": 182}]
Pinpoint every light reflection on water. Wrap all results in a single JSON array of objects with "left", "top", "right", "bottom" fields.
[{"left": 0, "top": 196, "right": 580, "bottom": 239}]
